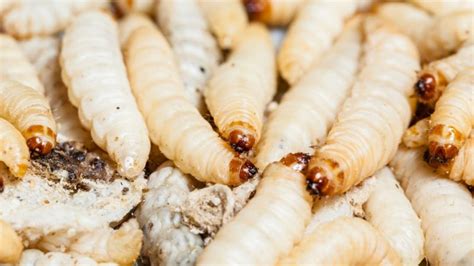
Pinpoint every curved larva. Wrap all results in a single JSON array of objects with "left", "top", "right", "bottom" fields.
[
  {"left": 118, "top": 13, "right": 155, "bottom": 49},
  {"left": 415, "top": 41, "right": 473, "bottom": 106},
  {"left": 409, "top": 0, "right": 474, "bottom": 15},
  {"left": 0, "top": 34, "right": 44, "bottom": 94},
  {"left": 60, "top": 11, "right": 150, "bottom": 178},
  {"left": 426, "top": 69, "right": 473, "bottom": 168},
  {"left": 305, "top": 17, "right": 420, "bottom": 196},
  {"left": 1, "top": 0, "right": 106, "bottom": 39},
  {"left": 0, "top": 80, "right": 57, "bottom": 155},
  {"left": 243, "top": 0, "right": 305, "bottom": 26},
  {"left": 198, "top": 0, "right": 248, "bottom": 49},
  {"left": 115, "top": 0, "right": 155, "bottom": 15},
  {"left": 205, "top": 23, "right": 276, "bottom": 153},
  {"left": 279, "top": 217, "right": 402, "bottom": 265},
  {"left": 157, "top": 0, "right": 221, "bottom": 113},
  {"left": 0, "top": 118, "right": 29, "bottom": 178},
  {"left": 17, "top": 249, "right": 118, "bottom": 266},
  {"left": 364, "top": 167, "right": 425, "bottom": 265},
  {"left": 255, "top": 18, "right": 361, "bottom": 170},
  {"left": 136, "top": 161, "right": 203, "bottom": 266},
  {"left": 197, "top": 154, "right": 313, "bottom": 265},
  {"left": 277, "top": 0, "right": 369, "bottom": 85},
  {"left": 0, "top": 219, "right": 23, "bottom": 264},
  {"left": 390, "top": 147, "right": 474, "bottom": 266},
  {"left": 124, "top": 24, "right": 256, "bottom": 185},
  {"left": 403, "top": 118, "right": 430, "bottom": 148}
]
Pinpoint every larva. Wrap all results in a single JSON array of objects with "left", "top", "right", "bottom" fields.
[
  {"left": 403, "top": 118, "right": 430, "bottom": 148},
  {"left": 115, "top": 0, "right": 155, "bottom": 15},
  {"left": 449, "top": 131, "right": 474, "bottom": 185},
  {"left": 279, "top": 217, "right": 402, "bottom": 265},
  {"left": 425, "top": 69, "right": 473, "bottom": 168},
  {"left": 0, "top": 80, "right": 57, "bottom": 155},
  {"left": 0, "top": 118, "right": 29, "bottom": 178},
  {"left": 364, "top": 167, "right": 425, "bottom": 266},
  {"left": 390, "top": 147, "right": 474, "bottom": 266},
  {"left": 305, "top": 17, "right": 420, "bottom": 196},
  {"left": 197, "top": 153, "right": 313, "bottom": 265},
  {"left": 157, "top": 0, "right": 221, "bottom": 113},
  {"left": 16, "top": 249, "right": 118, "bottom": 266},
  {"left": 124, "top": 23, "right": 257, "bottom": 185},
  {"left": 255, "top": 18, "right": 361, "bottom": 170},
  {"left": 136, "top": 161, "right": 203, "bottom": 266},
  {"left": 118, "top": 13, "right": 155, "bottom": 49},
  {"left": 1, "top": 0, "right": 106, "bottom": 39},
  {"left": 198, "top": 0, "right": 248, "bottom": 49},
  {"left": 205, "top": 23, "right": 276, "bottom": 153},
  {"left": 0, "top": 219, "right": 23, "bottom": 264},
  {"left": 409, "top": 0, "right": 474, "bottom": 15},
  {"left": 415, "top": 41, "right": 473, "bottom": 106},
  {"left": 60, "top": 11, "right": 150, "bottom": 178},
  {"left": 243, "top": 0, "right": 305, "bottom": 26},
  {"left": 0, "top": 34, "right": 44, "bottom": 94},
  {"left": 277, "top": 0, "right": 369, "bottom": 85}
]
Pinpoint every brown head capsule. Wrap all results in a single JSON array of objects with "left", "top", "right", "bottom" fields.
[
  {"left": 415, "top": 73, "right": 436, "bottom": 103},
  {"left": 243, "top": 0, "right": 270, "bottom": 21},
  {"left": 280, "top": 152, "right": 310, "bottom": 172},
  {"left": 305, "top": 167, "right": 330, "bottom": 196},
  {"left": 426, "top": 142, "right": 459, "bottom": 168},
  {"left": 0, "top": 176, "right": 4, "bottom": 193},
  {"left": 228, "top": 129, "right": 256, "bottom": 153},
  {"left": 229, "top": 157, "right": 258, "bottom": 185},
  {"left": 24, "top": 125, "right": 56, "bottom": 155}
]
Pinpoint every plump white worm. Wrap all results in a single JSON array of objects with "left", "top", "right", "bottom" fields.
[
  {"left": 426, "top": 69, "right": 473, "bottom": 169},
  {"left": 279, "top": 217, "right": 402, "bottom": 266},
  {"left": 16, "top": 249, "right": 119, "bottom": 266},
  {"left": 118, "top": 13, "right": 156, "bottom": 49},
  {"left": 0, "top": 118, "right": 29, "bottom": 178},
  {"left": 1, "top": 0, "right": 106, "bottom": 39},
  {"left": 60, "top": 11, "right": 150, "bottom": 178},
  {"left": 403, "top": 118, "right": 431, "bottom": 148},
  {"left": 364, "top": 167, "right": 425, "bottom": 265},
  {"left": 0, "top": 219, "right": 23, "bottom": 264},
  {"left": 197, "top": 154, "right": 313, "bottom": 265},
  {"left": 136, "top": 162, "right": 203, "bottom": 266},
  {"left": 124, "top": 23, "right": 257, "bottom": 185},
  {"left": 305, "top": 17, "right": 420, "bottom": 196},
  {"left": 255, "top": 18, "right": 361, "bottom": 170},
  {"left": 157, "top": 0, "right": 221, "bottom": 113},
  {"left": 0, "top": 80, "right": 57, "bottom": 155},
  {"left": 243, "top": 0, "right": 305, "bottom": 26},
  {"left": 205, "top": 23, "right": 276, "bottom": 153},
  {"left": 391, "top": 147, "right": 474, "bottom": 266},
  {"left": 114, "top": 0, "right": 155, "bottom": 15},
  {"left": 0, "top": 34, "right": 44, "bottom": 94},
  {"left": 409, "top": 0, "right": 474, "bottom": 15},
  {"left": 277, "top": 0, "right": 370, "bottom": 85},
  {"left": 198, "top": 0, "right": 248, "bottom": 49}
]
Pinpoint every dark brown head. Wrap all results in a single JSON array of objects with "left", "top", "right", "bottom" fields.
[
  {"left": 426, "top": 142, "right": 459, "bottom": 168},
  {"left": 27, "top": 136, "right": 54, "bottom": 155},
  {"left": 229, "top": 157, "right": 258, "bottom": 184},
  {"left": 243, "top": 0, "right": 270, "bottom": 21},
  {"left": 280, "top": 152, "right": 310, "bottom": 172},
  {"left": 228, "top": 129, "right": 256, "bottom": 153},
  {"left": 305, "top": 167, "right": 330, "bottom": 196},
  {"left": 24, "top": 125, "right": 56, "bottom": 155},
  {"left": 415, "top": 73, "right": 436, "bottom": 103}
]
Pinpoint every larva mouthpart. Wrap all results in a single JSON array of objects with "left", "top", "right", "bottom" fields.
[
  {"left": 229, "top": 158, "right": 258, "bottom": 183},
  {"left": 24, "top": 125, "right": 56, "bottom": 155},
  {"left": 415, "top": 73, "right": 437, "bottom": 103},
  {"left": 305, "top": 167, "right": 330, "bottom": 196},
  {"left": 279, "top": 152, "right": 310, "bottom": 172},
  {"left": 228, "top": 129, "right": 256, "bottom": 153},
  {"left": 426, "top": 125, "right": 463, "bottom": 166}
]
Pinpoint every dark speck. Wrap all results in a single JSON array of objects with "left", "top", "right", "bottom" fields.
[
  {"left": 90, "top": 158, "right": 105, "bottom": 170},
  {"left": 116, "top": 106, "right": 120, "bottom": 110},
  {"left": 199, "top": 66, "right": 206, "bottom": 73}
]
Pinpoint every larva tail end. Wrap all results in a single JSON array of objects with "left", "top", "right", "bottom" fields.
[
  {"left": 230, "top": 157, "right": 258, "bottom": 184},
  {"left": 305, "top": 167, "right": 330, "bottom": 196},
  {"left": 280, "top": 152, "right": 310, "bottom": 172},
  {"left": 24, "top": 126, "right": 56, "bottom": 155},
  {"left": 229, "top": 129, "right": 256, "bottom": 153},
  {"left": 415, "top": 73, "right": 437, "bottom": 104}
]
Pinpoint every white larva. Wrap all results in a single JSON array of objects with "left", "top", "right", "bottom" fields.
[
  {"left": 157, "top": 0, "right": 221, "bottom": 113},
  {"left": 364, "top": 167, "right": 425, "bottom": 265},
  {"left": 243, "top": 0, "right": 306, "bottom": 26},
  {"left": 136, "top": 161, "right": 203, "bottom": 266},
  {"left": 409, "top": 0, "right": 474, "bottom": 15},
  {"left": 305, "top": 16, "right": 420, "bottom": 196},
  {"left": 205, "top": 23, "right": 276, "bottom": 153},
  {"left": 16, "top": 249, "right": 119, "bottom": 266},
  {"left": 449, "top": 131, "right": 474, "bottom": 185},
  {"left": 0, "top": 219, "right": 23, "bottom": 264},
  {"left": 118, "top": 13, "right": 156, "bottom": 49},
  {"left": 60, "top": 11, "right": 150, "bottom": 178},
  {"left": 390, "top": 147, "right": 474, "bottom": 266},
  {"left": 255, "top": 17, "right": 361, "bottom": 170},
  {"left": 124, "top": 22, "right": 257, "bottom": 185},
  {"left": 0, "top": 118, "right": 29, "bottom": 178}
]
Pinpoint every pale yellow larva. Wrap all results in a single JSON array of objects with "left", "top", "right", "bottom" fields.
[
  {"left": 16, "top": 249, "right": 118, "bottom": 266},
  {"left": 279, "top": 217, "right": 402, "bottom": 265},
  {"left": 243, "top": 0, "right": 306, "bottom": 26},
  {"left": 391, "top": 147, "right": 474, "bottom": 266},
  {"left": 0, "top": 219, "right": 23, "bottom": 264},
  {"left": 277, "top": 0, "right": 370, "bottom": 85},
  {"left": 0, "top": 34, "right": 44, "bottom": 94},
  {"left": 0, "top": 80, "right": 57, "bottom": 155},
  {"left": 198, "top": 0, "right": 248, "bottom": 49},
  {"left": 409, "top": 0, "right": 474, "bottom": 15},
  {"left": 124, "top": 23, "right": 257, "bottom": 185},
  {"left": 60, "top": 11, "right": 150, "bottom": 178},
  {"left": 0, "top": 118, "right": 29, "bottom": 178},
  {"left": 364, "top": 167, "right": 425, "bottom": 265},
  {"left": 305, "top": 17, "right": 420, "bottom": 196},
  {"left": 118, "top": 13, "right": 155, "bottom": 49},
  {"left": 157, "top": 0, "right": 221, "bottom": 113},
  {"left": 255, "top": 17, "right": 361, "bottom": 170},
  {"left": 1, "top": 0, "right": 106, "bottom": 39},
  {"left": 197, "top": 153, "right": 313, "bottom": 265},
  {"left": 449, "top": 131, "right": 473, "bottom": 185},
  {"left": 205, "top": 23, "right": 276, "bottom": 153}
]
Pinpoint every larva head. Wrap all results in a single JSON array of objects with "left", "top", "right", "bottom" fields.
[
  {"left": 243, "top": 0, "right": 270, "bottom": 22},
  {"left": 228, "top": 129, "right": 256, "bottom": 153},
  {"left": 229, "top": 157, "right": 258, "bottom": 185},
  {"left": 426, "top": 125, "right": 463, "bottom": 167},
  {"left": 305, "top": 167, "right": 330, "bottom": 196},
  {"left": 280, "top": 153, "right": 310, "bottom": 172},
  {"left": 415, "top": 73, "right": 438, "bottom": 104},
  {"left": 24, "top": 125, "right": 56, "bottom": 155}
]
